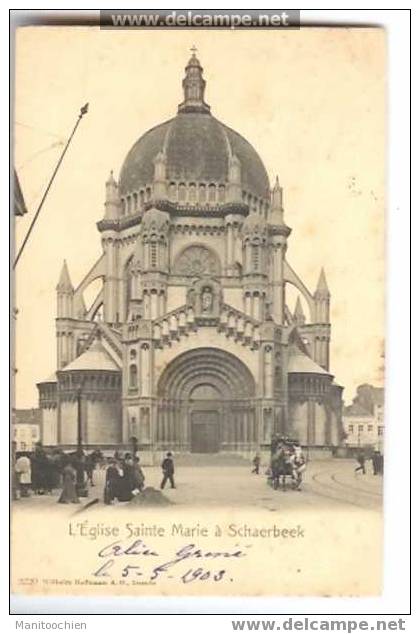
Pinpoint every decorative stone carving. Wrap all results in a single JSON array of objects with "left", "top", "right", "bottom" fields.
[
  {"left": 186, "top": 277, "right": 222, "bottom": 319},
  {"left": 173, "top": 245, "right": 221, "bottom": 277}
]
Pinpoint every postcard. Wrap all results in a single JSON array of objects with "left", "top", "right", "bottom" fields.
[{"left": 12, "top": 25, "right": 385, "bottom": 600}]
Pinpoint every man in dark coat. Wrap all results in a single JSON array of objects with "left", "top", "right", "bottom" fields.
[
  {"left": 160, "top": 452, "right": 175, "bottom": 489},
  {"left": 118, "top": 456, "right": 136, "bottom": 501},
  {"left": 252, "top": 453, "right": 261, "bottom": 474},
  {"left": 104, "top": 459, "right": 121, "bottom": 504},
  {"left": 31, "top": 443, "right": 48, "bottom": 494},
  {"left": 355, "top": 450, "right": 366, "bottom": 475}
]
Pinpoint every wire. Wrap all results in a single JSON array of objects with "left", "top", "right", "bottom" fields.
[{"left": 13, "top": 104, "right": 89, "bottom": 269}]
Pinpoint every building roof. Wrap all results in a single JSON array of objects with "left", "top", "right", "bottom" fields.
[
  {"left": 119, "top": 54, "right": 270, "bottom": 201},
  {"left": 12, "top": 408, "right": 42, "bottom": 426},
  {"left": 142, "top": 207, "right": 170, "bottom": 229},
  {"left": 60, "top": 337, "right": 120, "bottom": 373},
  {"left": 343, "top": 403, "right": 372, "bottom": 416},
  {"left": 119, "top": 114, "right": 270, "bottom": 201},
  {"left": 288, "top": 345, "right": 330, "bottom": 375}
]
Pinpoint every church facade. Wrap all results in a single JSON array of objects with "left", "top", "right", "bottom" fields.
[{"left": 37, "top": 52, "right": 344, "bottom": 457}]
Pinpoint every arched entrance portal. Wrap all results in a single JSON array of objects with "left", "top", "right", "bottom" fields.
[{"left": 156, "top": 348, "right": 257, "bottom": 453}]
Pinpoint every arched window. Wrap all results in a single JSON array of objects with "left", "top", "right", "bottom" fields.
[
  {"left": 139, "top": 190, "right": 145, "bottom": 209},
  {"left": 188, "top": 183, "right": 197, "bottom": 203},
  {"left": 199, "top": 183, "right": 206, "bottom": 203},
  {"left": 127, "top": 195, "right": 132, "bottom": 214},
  {"left": 179, "top": 183, "right": 186, "bottom": 202},
  {"left": 146, "top": 187, "right": 152, "bottom": 201},
  {"left": 129, "top": 364, "right": 138, "bottom": 390},
  {"left": 133, "top": 193, "right": 138, "bottom": 211},
  {"left": 208, "top": 183, "right": 216, "bottom": 203},
  {"left": 169, "top": 182, "right": 177, "bottom": 200},
  {"left": 218, "top": 184, "right": 226, "bottom": 203},
  {"left": 121, "top": 198, "right": 126, "bottom": 216}
]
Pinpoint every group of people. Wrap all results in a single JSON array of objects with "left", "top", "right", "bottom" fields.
[
  {"left": 354, "top": 449, "right": 384, "bottom": 476},
  {"left": 14, "top": 443, "right": 177, "bottom": 506},
  {"left": 104, "top": 453, "right": 145, "bottom": 504},
  {"left": 104, "top": 451, "right": 176, "bottom": 504},
  {"left": 14, "top": 444, "right": 85, "bottom": 499},
  {"left": 251, "top": 436, "right": 307, "bottom": 492},
  {"left": 13, "top": 443, "right": 104, "bottom": 504}
]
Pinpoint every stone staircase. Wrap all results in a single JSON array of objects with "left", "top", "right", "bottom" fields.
[
  {"left": 152, "top": 303, "right": 261, "bottom": 350},
  {"left": 173, "top": 452, "right": 250, "bottom": 466}
]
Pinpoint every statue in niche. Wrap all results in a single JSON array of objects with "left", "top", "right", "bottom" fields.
[
  {"left": 201, "top": 286, "right": 213, "bottom": 313},
  {"left": 186, "top": 277, "right": 222, "bottom": 317}
]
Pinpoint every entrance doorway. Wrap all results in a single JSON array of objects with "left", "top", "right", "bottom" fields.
[
  {"left": 156, "top": 348, "right": 257, "bottom": 452},
  {"left": 191, "top": 411, "right": 220, "bottom": 453}
]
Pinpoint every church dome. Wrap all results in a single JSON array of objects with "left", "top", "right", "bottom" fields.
[{"left": 119, "top": 52, "right": 270, "bottom": 205}]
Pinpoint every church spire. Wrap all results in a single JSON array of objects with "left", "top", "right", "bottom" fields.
[{"left": 178, "top": 47, "right": 211, "bottom": 114}]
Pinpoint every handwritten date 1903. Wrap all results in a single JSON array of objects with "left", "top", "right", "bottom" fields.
[
  {"left": 93, "top": 560, "right": 226, "bottom": 584},
  {"left": 92, "top": 539, "right": 246, "bottom": 584}
]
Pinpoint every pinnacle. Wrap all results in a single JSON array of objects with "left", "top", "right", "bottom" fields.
[
  {"left": 315, "top": 267, "right": 330, "bottom": 296},
  {"left": 57, "top": 259, "right": 73, "bottom": 290}
]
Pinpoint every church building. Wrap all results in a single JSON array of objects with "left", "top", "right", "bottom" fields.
[{"left": 37, "top": 51, "right": 344, "bottom": 457}]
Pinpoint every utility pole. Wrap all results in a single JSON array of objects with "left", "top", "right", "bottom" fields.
[
  {"left": 13, "top": 103, "right": 89, "bottom": 269},
  {"left": 76, "top": 385, "right": 88, "bottom": 497}
]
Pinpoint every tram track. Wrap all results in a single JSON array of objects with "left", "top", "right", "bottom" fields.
[
  {"left": 309, "top": 471, "right": 382, "bottom": 509},
  {"left": 330, "top": 473, "right": 382, "bottom": 498}
]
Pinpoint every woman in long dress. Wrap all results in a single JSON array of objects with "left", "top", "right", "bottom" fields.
[{"left": 58, "top": 460, "right": 80, "bottom": 504}]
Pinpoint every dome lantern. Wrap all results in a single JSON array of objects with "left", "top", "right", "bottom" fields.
[{"left": 178, "top": 47, "right": 211, "bottom": 115}]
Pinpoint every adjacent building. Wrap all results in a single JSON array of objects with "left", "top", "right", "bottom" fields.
[
  {"left": 343, "top": 385, "right": 384, "bottom": 451},
  {"left": 12, "top": 408, "right": 41, "bottom": 452}
]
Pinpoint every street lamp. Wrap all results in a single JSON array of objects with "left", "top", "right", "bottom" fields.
[{"left": 76, "top": 384, "right": 88, "bottom": 497}]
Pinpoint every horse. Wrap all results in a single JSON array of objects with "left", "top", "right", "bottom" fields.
[{"left": 270, "top": 448, "right": 295, "bottom": 491}]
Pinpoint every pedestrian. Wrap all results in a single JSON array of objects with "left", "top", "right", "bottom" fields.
[
  {"left": 372, "top": 450, "right": 380, "bottom": 475},
  {"left": 354, "top": 450, "right": 366, "bottom": 475},
  {"left": 15, "top": 452, "right": 31, "bottom": 497},
  {"left": 118, "top": 455, "right": 136, "bottom": 501},
  {"left": 58, "top": 459, "right": 80, "bottom": 504},
  {"left": 291, "top": 447, "right": 306, "bottom": 491},
  {"left": 85, "top": 452, "right": 96, "bottom": 486},
  {"left": 160, "top": 452, "right": 175, "bottom": 489},
  {"left": 133, "top": 456, "right": 145, "bottom": 492},
  {"left": 104, "top": 459, "right": 121, "bottom": 504},
  {"left": 31, "top": 443, "right": 48, "bottom": 494},
  {"left": 48, "top": 450, "right": 63, "bottom": 492},
  {"left": 251, "top": 453, "right": 261, "bottom": 474}
]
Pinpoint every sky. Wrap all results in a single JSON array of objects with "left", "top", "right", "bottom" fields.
[{"left": 14, "top": 27, "right": 385, "bottom": 408}]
